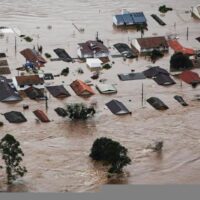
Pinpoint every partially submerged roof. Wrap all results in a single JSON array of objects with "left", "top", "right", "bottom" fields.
[
  {"left": 20, "top": 48, "right": 47, "bottom": 67},
  {"left": 44, "top": 73, "right": 54, "bottom": 80},
  {"left": 54, "top": 48, "right": 73, "bottom": 62},
  {"left": 70, "top": 79, "right": 95, "bottom": 96},
  {"left": 0, "top": 59, "right": 11, "bottom": 75},
  {"left": 4, "top": 111, "right": 27, "bottom": 123},
  {"left": 54, "top": 107, "right": 68, "bottom": 117},
  {"left": 106, "top": 99, "right": 131, "bottom": 115},
  {"left": 24, "top": 86, "right": 44, "bottom": 100},
  {"left": 118, "top": 72, "right": 146, "bottom": 81},
  {"left": 15, "top": 75, "right": 44, "bottom": 86},
  {"left": 153, "top": 73, "right": 176, "bottom": 86},
  {"left": 147, "top": 97, "right": 169, "bottom": 110},
  {"left": 0, "top": 76, "right": 22, "bottom": 102},
  {"left": 168, "top": 40, "right": 195, "bottom": 55},
  {"left": 136, "top": 36, "right": 168, "bottom": 49},
  {"left": 131, "top": 12, "right": 147, "bottom": 24},
  {"left": 46, "top": 85, "right": 71, "bottom": 98},
  {"left": 174, "top": 95, "right": 188, "bottom": 106},
  {"left": 33, "top": 110, "right": 50, "bottom": 123},
  {"left": 96, "top": 83, "right": 117, "bottom": 94},
  {"left": 143, "top": 66, "right": 169, "bottom": 78},
  {"left": 86, "top": 58, "right": 102, "bottom": 68},
  {"left": 114, "top": 12, "right": 146, "bottom": 25},
  {"left": 78, "top": 40, "right": 109, "bottom": 56},
  {"left": 114, "top": 43, "right": 137, "bottom": 58},
  {"left": 179, "top": 70, "right": 200, "bottom": 85}
]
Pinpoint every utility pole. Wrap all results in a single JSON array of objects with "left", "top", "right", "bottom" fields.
[
  {"left": 141, "top": 82, "right": 144, "bottom": 108},
  {"left": 14, "top": 36, "right": 17, "bottom": 56},
  {"left": 186, "top": 27, "right": 189, "bottom": 40}
]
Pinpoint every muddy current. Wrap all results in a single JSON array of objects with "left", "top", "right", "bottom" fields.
[{"left": 0, "top": 0, "right": 200, "bottom": 192}]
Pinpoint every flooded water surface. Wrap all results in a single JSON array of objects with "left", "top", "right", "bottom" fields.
[{"left": 0, "top": 0, "right": 200, "bottom": 192}]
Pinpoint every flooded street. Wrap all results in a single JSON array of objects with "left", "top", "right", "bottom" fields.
[{"left": 0, "top": 0, "right": 200, "bottom": 192}]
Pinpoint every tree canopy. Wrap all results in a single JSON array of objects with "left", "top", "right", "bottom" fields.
[
  {"left": 90, "top": 137, "right": 131, "bottom": 174},
  {"left": 65, "top": 103, "right": 95, "bottom": 120},
  {"left": 170, "top": 52, "right": 193, "bottom": 71},
  {"left": 0, "top": 134, "right": 27, "bottom": 184}
]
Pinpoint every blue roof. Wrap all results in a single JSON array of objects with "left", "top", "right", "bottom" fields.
[
  {"left": 115, "top": 15, "right": 125, "bottom": 24},
  {"left": 131, "top": 12, "right": 146, "bottom": 24},
  {"left": 122, "top": 13, "right": 134, "bottom": 25}
]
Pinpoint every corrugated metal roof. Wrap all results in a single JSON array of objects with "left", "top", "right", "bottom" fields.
[
  {"left": 122, "top": 13, "right": 133, "bottom": 25},
  {"left": 115, "top": 15, "right": 124, "bottom": 24},
  {"left": 131, "top": 12, "right": 146, "bottom": 24}
]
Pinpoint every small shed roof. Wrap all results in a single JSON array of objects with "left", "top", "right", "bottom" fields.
[
  {"left": 179, "top": 70, "right": 200, "bottom": 84},
  {"left": 86, "top": 58, "right": 102, "bottom": 68},
  {"left": 33, "top": 110, "right": 50, "bottom": 123},
  {"left": 96, "top": 83, "right": 117, "bottom": 94},
  {"left": 147, "top": 97, "right": 169, "bottom": 110},
  {"left": 118, "top": 72, "right": 146, "bottom": 81},
  {"left": 106, "top": 99, "right": 131, "bottom": 115}
]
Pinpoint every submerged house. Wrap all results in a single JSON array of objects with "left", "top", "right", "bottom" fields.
[
  {"left": 0, "top": 59, "right": 11, "bottom": 75},
  {"left": 113, "top": 11, "right": 147, "bottom": 26},
  {"left": 96, "top": 83, "right": 117, "bottom": 94},
  {"left": 0, "top": 76, "right": 22, "bottom": 102},
  {"left": 147, "top": 97, "right": 169, "bottom": 110},
  {"left": 13, "top": 75, "right": 44, "bottom": 91},
  {"left": 70, "top": 80, "right": 95, "bottom": 96},
  {"left": 179, "top": 70, "right": 200, "bottom": 85},
  {"left": 46, "top": 85, "right": 71, "bottom": 98},
  {"left": 4, "top": 111, "right": 27, "bottom": 123},
  {"left": 86, "top": 58, "right": 103, "bottom": 71},
  {"left": 77, "top": 40, "right": 109, "bottom": 59},
  {"left": 20, "top": 48, "right": 47, "bottom": 68},
  {"left": 133, "top": 36, "right": 169, "bottom": 54},
  {"left": 106, "top": 99, "right": 131, "bottom": 115},
  {"left": 33, "top": 110, "right": 50, "bottom": 123}
]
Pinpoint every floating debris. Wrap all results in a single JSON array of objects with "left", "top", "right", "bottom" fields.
[{"left": 44, "top": 53, "right": 52, "bottom": 58}]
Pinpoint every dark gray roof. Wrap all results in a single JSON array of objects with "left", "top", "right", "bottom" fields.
[
  {"left": 4, "top": 111, "right": 27, "bottom": 123},
  {"left": 131, "top": 12, "right": 146, "bottom": 24},
  {"left": 54, "top": 48, "right": 72, "bottom": 62},
  {"left": 174, "top": 95, "right": 188, "bottom": 106},
  {"left": 54, "top": 107, "right": 68, "bottom": 117},
  {"left": 106, "top": 99, "right": 131, "bottom": 115},
  {"left": 118, "top": 72, "right": 146, "bottom": 81},
  {"left": 143, "top": 66, "right": 169, "bottom": 78},
  {"left": 46, "top": 85, "right": 71, "bottom": 98},
  {"left": 153, "top": 73, "right": 176, "bottom": 86},
  {"left": 147, "top": 97, "right": 169, "bottom": 110},
  {"left": 0, "top": 76, "right": 22, "bottom": 102},
  {"left": 24, "top": 87, "right": 44, "bottom": 100}
]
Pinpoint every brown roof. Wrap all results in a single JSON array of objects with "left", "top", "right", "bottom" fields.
[
  {"left": 0, "top": 67, "right": 11, "bottom": 75},
  {"left": 137, "top": 36, "right": 168, "bottom": 49},
  {"left": 33, "top": 110, "right": 50, "bottom": 123},
  {"left": 78, "top": 40, "right": 109, "bottom": 55},
  {"left": 20, "top": 48, "right": 47, "bottom": 67},
  {"left": 0, "top": 60, "right": 8, "bottom": 66},
  {"left": 70, "top": 80, "right": 95, "bottom": 96},
  {"left": 15, "top": 75, "right": 44, "bottom": 86}
]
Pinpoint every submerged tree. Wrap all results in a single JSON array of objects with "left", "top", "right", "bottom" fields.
[
  {"left": 0, "top": 134, "right": 27, "bottom": 184},
  {"left": 170, "top": 52, "right": 193, "bottom": 71},
  {"left": 65, "top": 103, "right": 95, "bottom": 120},
  {"left": 90, "top": 137, "right": 131, "bottom": 175}
]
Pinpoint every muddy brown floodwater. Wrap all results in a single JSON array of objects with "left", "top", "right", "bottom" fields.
[{"left": 0, "top": 0, "right": 200, "bottom": 192}]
